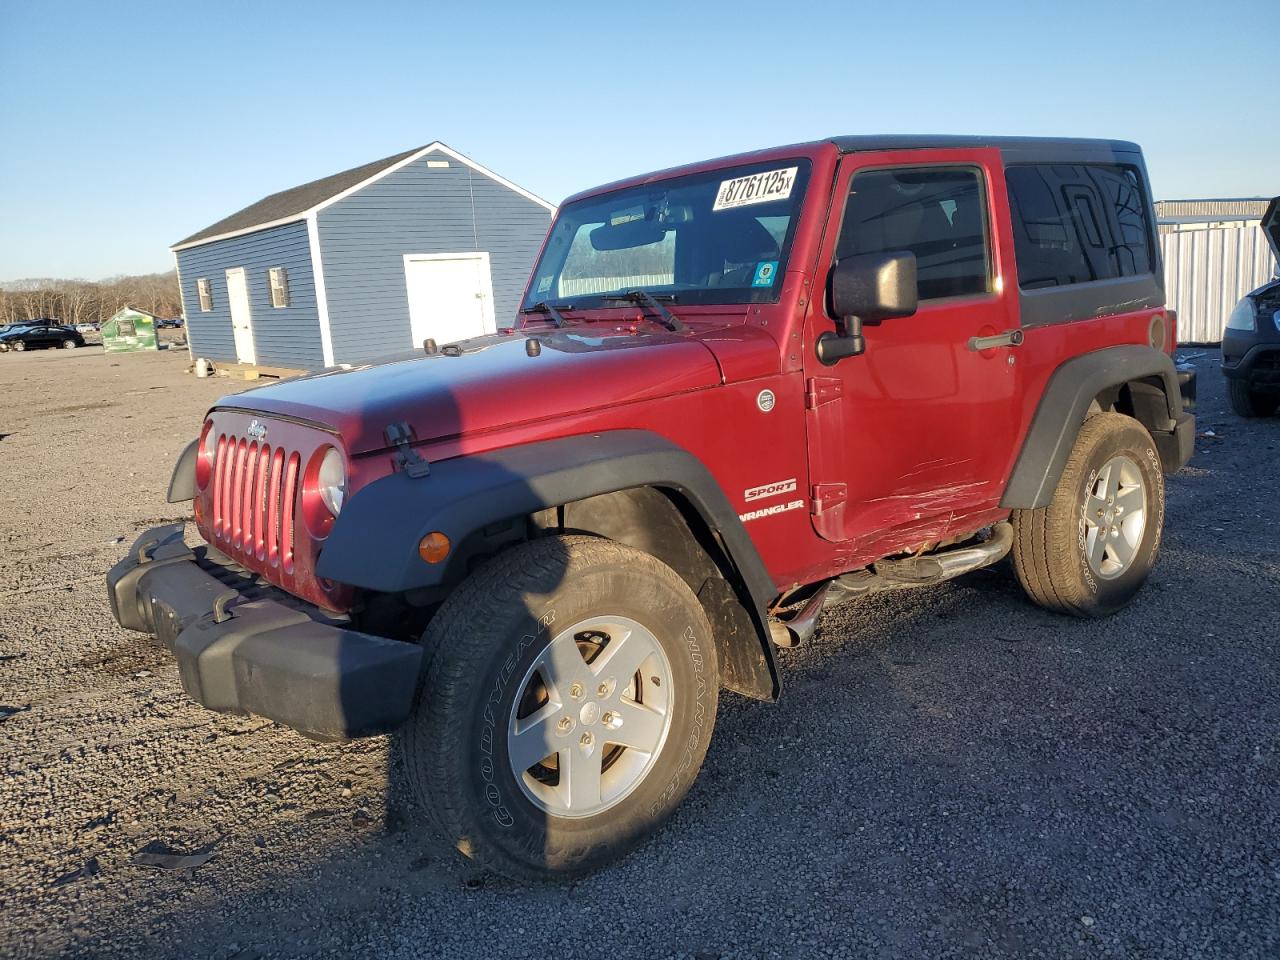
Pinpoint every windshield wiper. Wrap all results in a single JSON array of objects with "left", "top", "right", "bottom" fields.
[
  {"left": 601, "top": 290, "right": 686, "bottom": 333},
  {"left": 520, "top": 301, "right": 572, "bottom": 327}
]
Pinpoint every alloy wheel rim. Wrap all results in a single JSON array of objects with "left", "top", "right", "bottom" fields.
[
  {"left": 1083, "top": 454, "right": 1147, "bottom": 579},
  {"left": 507, "top": 615, "right": 674, "bottom": 819}
]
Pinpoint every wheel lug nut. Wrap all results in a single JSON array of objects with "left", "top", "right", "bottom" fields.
[
  {"left": 580, "top": 732, "right": 593, "bottom": 746},
  {"left": 596, "top": 678, "right": 615, "bottom": 699},
  {"left": 569, "top": 682, "right": 584, "bottom": 700},
  {"left": 557, "top": 716, "right": 572, "bottom": 733}
]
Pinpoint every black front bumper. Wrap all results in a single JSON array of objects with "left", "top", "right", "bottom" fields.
[
  {"left": 106, "top": 524, "right": 422, "bottom": 741},
  {"left": 1221, "top": 343, "right": 1280, "bottom": 387}
]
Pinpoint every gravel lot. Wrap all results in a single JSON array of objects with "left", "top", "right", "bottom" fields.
[{"left": 1, "top": 346, "right": 1277, "bottom": 960}]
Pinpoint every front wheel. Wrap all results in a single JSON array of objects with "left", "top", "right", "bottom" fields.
[
  {"left": 1012, "top": 413, "right": 1165, "bottom": 618},
  {"left": 12, "top": 341, "right": 24, "bottom": 352},
  {"left": 400, "top": 535, "right": 719, "bottom": 880},
  {"left": 1228, "top": 379, "right": 1279, "bottom": 418}
]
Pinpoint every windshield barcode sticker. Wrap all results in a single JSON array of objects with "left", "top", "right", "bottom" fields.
[{"left": 713, "top": 167, "right": 798, "bottom": 211}]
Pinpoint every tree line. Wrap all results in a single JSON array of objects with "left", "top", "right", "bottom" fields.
[{"left": 0, "top": 272, "right": 182, "bottom": 326}]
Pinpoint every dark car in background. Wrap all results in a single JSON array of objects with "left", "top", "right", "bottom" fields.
[
  {"left": 0, "top": 323, "right": 86, "bottom": 352},
  {"left": 1221, "top": 197, "right": 1280, "bottom": 417}
]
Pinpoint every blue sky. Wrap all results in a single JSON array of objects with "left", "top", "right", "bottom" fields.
[{"left": 0, "top": 0, "right": 1274, "bottom": 281}]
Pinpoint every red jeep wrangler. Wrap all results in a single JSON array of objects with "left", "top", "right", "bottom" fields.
[{"left": 108, "top": 136, "right": 1195, "bottom": 879}]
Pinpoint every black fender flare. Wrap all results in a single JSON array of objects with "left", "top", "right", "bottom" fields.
[
  {"left": 1002, "top": 345, "right": 1184, "bottom": 509},
  {"left": 317, "top": 429, "right": 780, "bottom": 697}
]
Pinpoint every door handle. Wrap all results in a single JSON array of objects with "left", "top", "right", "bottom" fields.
[{"left": 967, "top": 328, "right": 1024, "bottom": 352}]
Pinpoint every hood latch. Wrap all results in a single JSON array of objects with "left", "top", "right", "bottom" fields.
[{"left": 384, "top": 421, "right": 431, "bottom": 478}]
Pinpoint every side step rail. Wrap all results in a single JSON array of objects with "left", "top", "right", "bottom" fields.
[
  {"left": 873, "top": 522, "right": 1013, "bottom": 585},
  {"left": 768, "top": 523, "right": 1013, "bottom": 647}
]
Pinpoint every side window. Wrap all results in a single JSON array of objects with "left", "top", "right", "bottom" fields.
[
  {"left": 268, "top": 267, "right": 290, "bottom": 308},
  {"left": 837, "top": 167, "right": 991, "bottom": 302},
  {"left": 1006, "top": 164, "right": 1153, "bottom": 290},
  {"left": 197, "top": 278, "right": 213, "bottom": 312}
]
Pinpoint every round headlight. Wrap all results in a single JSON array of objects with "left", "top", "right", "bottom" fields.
[
  {"left": 318, "top": 446, "right": 346, "bottom": 516},
  {"left": 1226, "top": 298, "right": 1257, "bottom": 332}
]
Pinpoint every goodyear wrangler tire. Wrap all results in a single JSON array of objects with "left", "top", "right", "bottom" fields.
[
  {"left": 1011, "top": 413, "right": 1164, "bottom": 618},
  {"left": 400, "top": 535, "right": 718, "bottom": 880}
]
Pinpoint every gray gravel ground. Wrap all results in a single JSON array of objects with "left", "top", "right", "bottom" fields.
[{"left": 1, "top": 346, "right": 1277, "bottom": 960}]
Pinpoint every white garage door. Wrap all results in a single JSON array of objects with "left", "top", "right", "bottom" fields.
[{"left": 403, "top": 252, "right": 497, "bottom": 348}]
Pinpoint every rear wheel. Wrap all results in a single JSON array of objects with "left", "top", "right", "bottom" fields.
[
  {"left": 1228, "top": 379, "right": 1279, "bottom": 418},
  {"left": 1012, "top": 413, "right": 1164, "bottom": 618},
  {"left": 61, "top": 339, "right": 77, "bottom": 349},
  {"left": 400, "top": 535, "right": 719, "bottom": 880}
]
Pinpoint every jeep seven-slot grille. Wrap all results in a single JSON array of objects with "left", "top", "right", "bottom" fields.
[{"left": 211, "top": 434, "right": 300, "bottom": 573}]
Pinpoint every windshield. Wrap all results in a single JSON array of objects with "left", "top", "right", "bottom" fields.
[{"left": 525, "top": 158, "right": 811, "bottom": 310}]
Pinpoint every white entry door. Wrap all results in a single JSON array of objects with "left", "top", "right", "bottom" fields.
[
  {"left": 225, "top": 267, "right": 256, "bottom": 364},
  {"left": 404, "top": 252, "right": 496, "bottom": 348}
]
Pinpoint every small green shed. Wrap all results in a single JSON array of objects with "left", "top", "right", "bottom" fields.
[{"left": 102, "top": 307, "right": 159, "bottom": 353}]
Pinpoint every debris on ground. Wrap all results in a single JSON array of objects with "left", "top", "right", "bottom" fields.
[
  {"left": 129, "top": 839, "right": 218, "bottom": 873},
  {"left": 0, "top": 704, "right": 31, "bottom": 722},
  {"left": 51, "top": 858, "right": 100, "bottom": 887}
]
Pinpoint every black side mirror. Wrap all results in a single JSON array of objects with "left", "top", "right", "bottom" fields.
[{"left": 818, "top": 251, "right": 918, "bottom": 364}]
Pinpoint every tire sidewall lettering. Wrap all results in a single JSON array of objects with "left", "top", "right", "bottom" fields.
[
  {"left": 1078, "top": 466, "right": 1101, "bottom": 595},
  {"left": 649, "top": 624, "right": 706, "bottom": 819},
  {"left": 477, "top": 606, "right": 555, "bottom": 831}
]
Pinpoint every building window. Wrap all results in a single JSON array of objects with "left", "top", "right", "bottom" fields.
[
  {"left": 197, "top": 278, "right": 213, "bottom": 312},
  {"left": 268, "top": 267, "right": 290, "bottom": 308}
]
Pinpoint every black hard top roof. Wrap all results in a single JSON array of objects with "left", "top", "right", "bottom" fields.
[{"left": 830, "top": 135, "right": 1142, "bottom": 160}]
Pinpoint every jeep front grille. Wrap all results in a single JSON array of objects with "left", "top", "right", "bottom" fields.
[{"left": 211, "top": 435, "right": 301, "bottom": 573}]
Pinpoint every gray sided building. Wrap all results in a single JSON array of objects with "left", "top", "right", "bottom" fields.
[{"left": 172, "top": 143, "right": 555, "bottom": 370}]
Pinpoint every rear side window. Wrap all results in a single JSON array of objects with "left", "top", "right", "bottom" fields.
[
  {"left": 1006, "top": 164, "right": 1153, "bottom": 290},
  {"left": 836, "top": 167, "right": 991, "bottom": 302}
]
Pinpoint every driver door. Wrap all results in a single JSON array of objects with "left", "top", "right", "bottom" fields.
[{"left": 803, "top": 149, "right": 1022, "bottom": 551}]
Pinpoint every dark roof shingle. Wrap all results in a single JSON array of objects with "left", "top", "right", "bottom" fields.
[{"left": 173, "top": 145, "right": 425, "bottom": 248}]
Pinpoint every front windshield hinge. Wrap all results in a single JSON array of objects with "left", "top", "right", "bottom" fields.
[
  {"left": 384, "top": 421, "right": 431, "bottom": 479},
  {"left": 520, "top": 301, "right": 571, "bottom": 327},
  {"left": 601, "top": 290, "right": 686, "bottom": 332}
]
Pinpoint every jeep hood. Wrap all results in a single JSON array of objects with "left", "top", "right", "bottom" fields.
[{"left": 215, "top": 327, "right": 736, "bottom": 455}]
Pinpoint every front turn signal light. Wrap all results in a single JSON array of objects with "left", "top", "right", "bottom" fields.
[{"left": 418, "top": 531, "right": 451, "bottom": 564}]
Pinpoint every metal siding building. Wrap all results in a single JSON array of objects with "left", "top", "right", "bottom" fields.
[
  {"left": 173, "top": 143, "right": 554, "bottom": 370},
  {"left": 1155, "top": 199, "right": 1277, "bottom": 344},
  {"left": 1161, "top": 224, "right": 1276, "bottom": 343}
]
